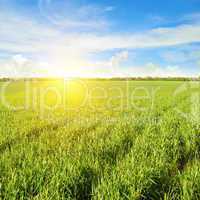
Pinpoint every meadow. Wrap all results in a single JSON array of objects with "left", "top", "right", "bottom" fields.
[{"left": 0, "top": 79, "right": 200, "bottom": 200}]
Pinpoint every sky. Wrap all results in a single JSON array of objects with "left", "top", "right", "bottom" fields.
[{"left": 1, "top": 0, "right": 200, "bottom": 77}]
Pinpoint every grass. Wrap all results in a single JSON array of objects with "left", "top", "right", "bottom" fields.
[{"left": 0, "top": 79, "right": 200, "bottom": 199}]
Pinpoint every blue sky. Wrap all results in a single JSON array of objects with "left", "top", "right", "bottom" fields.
[{"left": 1, "top": 0, "right": 200, "bottom": 77}]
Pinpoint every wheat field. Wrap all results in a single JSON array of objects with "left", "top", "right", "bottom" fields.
[{"left": 0, "top": 79, "right": 200, "bottom": 200}]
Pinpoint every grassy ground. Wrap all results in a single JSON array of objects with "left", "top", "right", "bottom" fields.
[{"left": 0, "top": 79, "right": 200, "bottom": 199}]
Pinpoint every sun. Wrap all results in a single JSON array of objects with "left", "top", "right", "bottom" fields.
[{"left": 46, "top": 65, "right": 84, "bottom": 78}]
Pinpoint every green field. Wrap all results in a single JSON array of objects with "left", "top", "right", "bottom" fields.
[{"left": 1, "top": 79, "right": 200, "bottom": 200}]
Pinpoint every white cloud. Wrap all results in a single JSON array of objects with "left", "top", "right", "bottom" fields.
[
  {"left": 38, "top": 0, "right": 110, "bottom": 29},
  {"left": 107, "top": 51, "right": 129, "bottom": 77},
  {"left": 3, "top": 10, "right": 200, "bottom": 55},
  {"left": 118, "top": 64, "right": 189, "bottom": 78},
  {"left": 82, "top": 56, "right": 189, "bottom": 78},
  {"left": 1, "top": 8, "right": 200, "bottom": 77},
  {"left": 12, "top": 54, "right": 29, "bottom": 65},
  {"left": 0, "top": 54, "right": 192, "bottom": 78},
  {"left": 0, "top": 54, "right": 52, "bottom": 77},
  {"left": 111, "top": 51, "right": 129, "bottom": 67}
]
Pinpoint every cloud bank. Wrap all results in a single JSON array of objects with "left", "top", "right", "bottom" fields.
[{"left": 1, "top": 1, "right": 200, "bottom": 77}]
